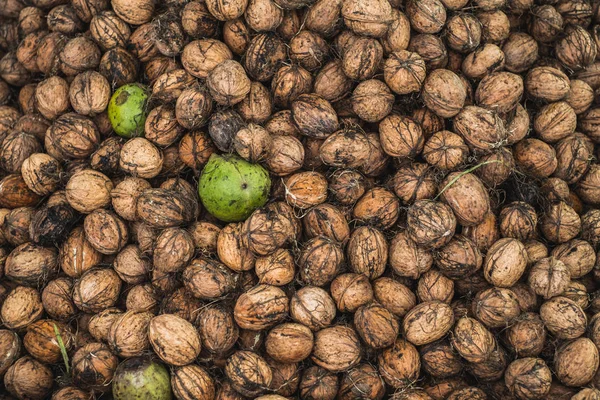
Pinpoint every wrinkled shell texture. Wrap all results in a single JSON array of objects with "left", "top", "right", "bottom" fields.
[{"left": 3, "top": 0, "right": 600, "bottom": 398}]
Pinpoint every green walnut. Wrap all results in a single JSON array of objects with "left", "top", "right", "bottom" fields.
[
  {"left": 112, "top": 357, "right": 172, "bottom": 400},
  {"left": 198, "top": 154, "right": 271, "bottom": 222},
  {"left": 108, "top": 83, "right": 149, "bottom": 138}
]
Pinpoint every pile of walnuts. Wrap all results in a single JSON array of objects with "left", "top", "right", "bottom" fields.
[{"left": 3, "top": 0, "right": 600, "bottom": 399}]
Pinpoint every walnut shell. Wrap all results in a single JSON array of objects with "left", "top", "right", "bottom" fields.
[
  {"left": 540, "top": 296, "right": 586, "bottom": 339},
  {"left": 73, "top": 268, "right": 121, "bottom": 313},
  {"left": 59, "top": 226, "right": 102, "bottom": 278},
  {"left": 505, "top": 358, "right": 552, "bottom": 399},
  {"left": 461, "top": 43, "right": 504, "bottom": 79},
  {"left": 377, "top": 339, "right": 420, "bottom": 388},
  {"left": 112, "top": 0, "right": 153, "bottom": 25},
  {"left": 351, "top": 79, "right": 393, "bottom": 122},
  {"left": 0, "top": 329, "right": 20, "bottom": 377},
  {"left": 540, "top": 201, "right": 581, "bottom": 243},
  {"left": 110, "top": 177, "right": 150, "bottom": 221},
  {"left": 24, "top": 319, "right": 73, "bottom": 364},
  {"left": 312, "top": 325, "right": 361, "bottom": 372},
  {"left": 65, "top": 169, "right": 112, "bottom": 213},
  {"left": 528, "top": 257, "right": 571, "bottom": 299},
  {"left": 4, "top": 356, "right": 53, "bottom": 400},
  {"left": 451, "top": 317, "right": 495, "bottom": 363},
  {"left": 207, "top": 60, "right": 250, "bottom": 106},
  {"left": 407, "top": 200, "right": 457, "bottom": 249},
  {"left": 196, "top": 304, "right": 238, "bottom": 354},
  {"left": 476, "top": 71, "right": 523, "bottom": 113},
  {"left": 526, "top": 66, "right": 570, "bottom": 102},
  {"left": 534, "top": 101, "right": 576, "bottom": 143},
  {"left": 555, "top": 338, "right": 599, "bottom": 386},
  {"left": 35, "top": 75, "right": 69, "bottom": 119},
  {"left": 342, "top": 36, "right": 383, "bottom": 81},
  {"left": 183, "top": 257, "right": 237, "bottom": 299},
  {"left": 472, "top": 287, "right": 520, "bottom": 328},
  {"left": 420, "top": 340, "right": 462, "bottom": 379},
  {"left": 483, "top": 238, "right": 527, "bottom": 287},
  {"left": 551, "top": 239, "right": 596, "bottom": 278},
  {"left": 41, "top": 278, "right": 77, "bottom": 321},
  {"left": 403, "top": 301, "right": 454, "bottom": 346},
  {"left": 4, "top": 243, "right": 57, "bottom": 287},
  {"left": 373, "top": 277, "right": 416, "bottom": 318},
  {"left": 225, "top": 351, "right": 272, "bottom": 397},
  {"left": 181, "top": 39, "right": 232, "bottom": 79},
  {"left": 90, "top": 11, "right": 130, "bottom": 50},
  {"left": 341, "top": 0, "right": 393, "bottom": 38},
  {"left": 234, "top": 284, "right": 288, "bottom": 330},
  {"left": 171, "top": 365, "right": 216, "bottom": 400},
  {"left": 149, "top": 314, "right": 201, "bottom": 366},
  {"left": 107, "top": 311, "right": 152, "bottom": 357},
  {"left": 136, "top": 188, "right": 195, "bottom": 229},
  {"left": 290, "top": 286, "right": 336, "bottom": 331},
  {"left": 354, "top": 302, "right": 399, "bottom": 349},
  {"left": 453, "top": 106, "right": 506, "bottom": 152},
  {"left": 0, "top": 286, "right": 43, "bottom": 330},
  {"left": 265, "top": 322, "right": 313, "bottom": 363}
]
